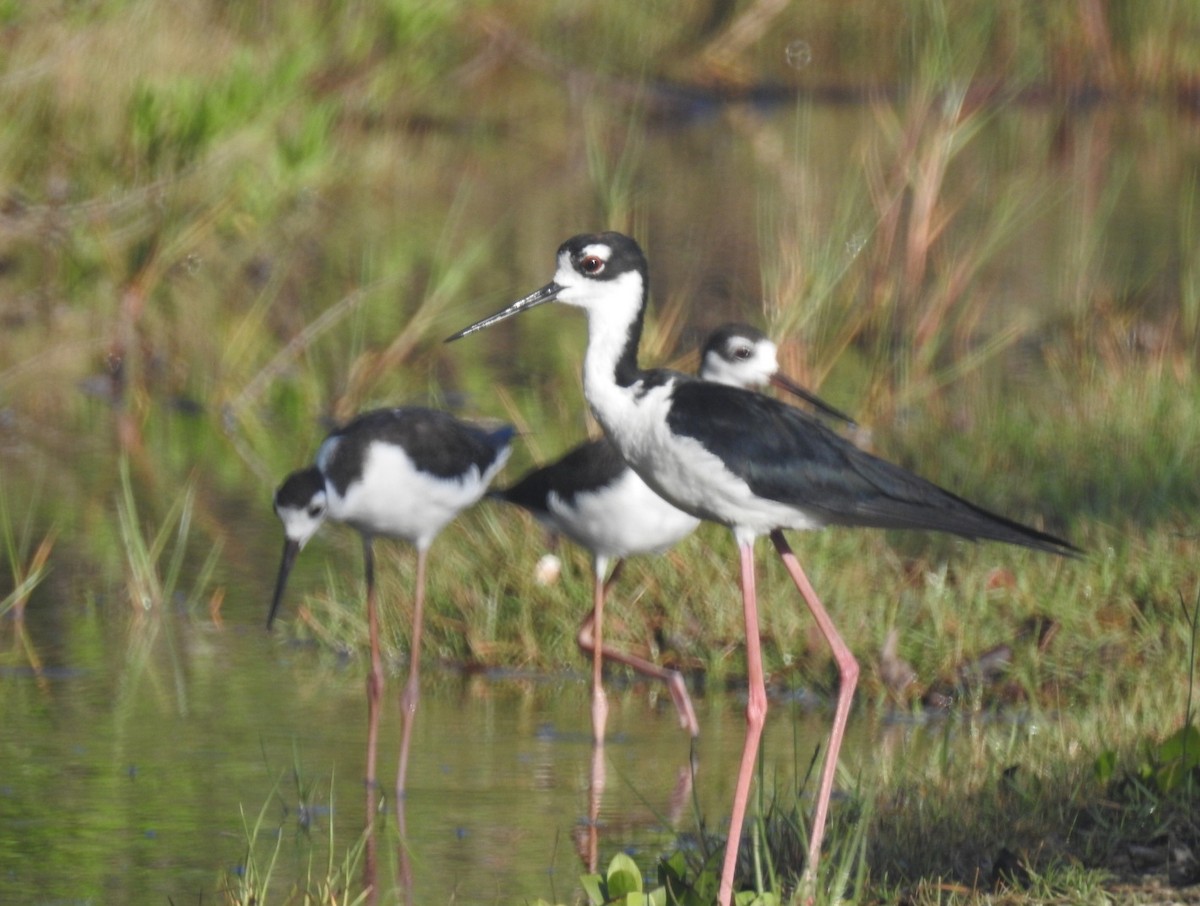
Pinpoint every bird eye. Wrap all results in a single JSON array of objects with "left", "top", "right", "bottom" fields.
[
  {"left": 307, "top": 503, "right": 324, "bottom": 518},
  {"left": 733, "top": 344, "right": 753, "bottom": 359},
  {"left": 580, "top": 255, "right": 605, "bottom": 275}
]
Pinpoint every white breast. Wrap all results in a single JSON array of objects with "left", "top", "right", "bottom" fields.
[
  {"left": 325, "top": 441, "right": 509, "bottom": 549},
  {"left": 591, "top": 378, "right": 823, "bottom": 540},
  {"left": 545, "top": 467, "right": 700, "bottom": 559}
]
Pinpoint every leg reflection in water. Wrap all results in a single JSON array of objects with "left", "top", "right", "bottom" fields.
[{"left": 575, "top": 736, "right": 696, "bottom": 875}]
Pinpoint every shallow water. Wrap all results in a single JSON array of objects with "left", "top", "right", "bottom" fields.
[{"left": 1, "top": 601, "right": 885, "bottom": 905}]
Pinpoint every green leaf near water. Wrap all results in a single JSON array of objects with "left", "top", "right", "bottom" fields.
[
  {"left": 580, "top": 872, "right": 605, "bottom": 905},
  {"left": 1151, "top": 723, "right": 1200, "bottom": 792},
  {"left": 1093, "top": 748, "right": 1117, "bottom": 785},
  {"left": 605, "top": 852, "right": 644, "bottom": 898}
]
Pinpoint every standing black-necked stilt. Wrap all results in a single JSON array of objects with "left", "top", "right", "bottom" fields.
[
  {"left": 446, "top": 232, "right": 1078, "bottom": 904},
  {"left": 270, "top": 406, "right": 514, "bottom": 802},
  {"left": 495, "top": 323, "right": 854, "bottom": 742}
]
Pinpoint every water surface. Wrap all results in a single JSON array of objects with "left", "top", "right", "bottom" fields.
[{"left": 2, "top": 604, "right": 883, "bottom": 904}]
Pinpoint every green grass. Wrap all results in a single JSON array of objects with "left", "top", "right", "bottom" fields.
[
  {"left": 262, "top": 374, "right": 1200, "bottom": 904},
  {"left": 0, "top": 482, "right": 54, "bottom": 622},
  {"left": 222, "top": 768, "right": 372, "bottom": 906},
  {"left": 301, "top": 364, "right": 1198, "bottom": 715},
  {"left": 1, "top": 1, "right": 1199, "bottom": 903}
]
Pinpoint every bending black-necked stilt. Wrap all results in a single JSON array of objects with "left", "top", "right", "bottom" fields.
[
  {"left": 447, "top": 231, "right": 1078, "bottom": 904},
  {"left": 495, "top": 323, "right": 853, "bottom": 742},
  {"left": 270, "top": 406, "right": 514, "bottom": 801}
]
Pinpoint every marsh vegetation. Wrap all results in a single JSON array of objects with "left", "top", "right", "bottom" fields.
[{"left": 1, "top": 1, "right": 1198, "bottom": 903}]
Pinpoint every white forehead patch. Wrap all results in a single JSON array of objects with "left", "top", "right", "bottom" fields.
[
  {"left": 580, "top": 242, "right": 613, "bottom": 262},
  {"left": 276, "top": 488, "right": 328, "bottom": 548},
  {"left": 755, "top": 338, "right": 779, "bottom": 360},
  {"left": 701, "top": 335, "right": 779, "bottom": 389}
]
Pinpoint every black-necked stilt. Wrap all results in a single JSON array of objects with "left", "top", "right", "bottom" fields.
[
  {"left": 446, "top": 231, "right": 1078, "bottom": 904},
  {"left": 697, "top": 323, "right": 855, "bottom": 427},
  {"left": 270, "top": 406, "right": 514, "bottom": 801},
  {"left": 495, "top": 323, "right": 853, "bottom": 742}
]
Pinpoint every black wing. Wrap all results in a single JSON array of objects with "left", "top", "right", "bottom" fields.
[
  {"left": 666, "top": 380, "right": 1078, "bottom": 556},
  {"left": 324, "top": 407, "right": 514, "bottom": 495}
]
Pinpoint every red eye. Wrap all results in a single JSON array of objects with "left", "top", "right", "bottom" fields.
[{"left": 580, "top": 255, "right": 605, "bottom": 275}]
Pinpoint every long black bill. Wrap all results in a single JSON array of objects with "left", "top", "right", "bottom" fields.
[
  {"left": 445, "top": 282, "right": 562, "bottom": 342},
  {"left": 769, "top": 373, "right": 857, "bottom": 427},
  {"left": 267, "top": 537, "right": 300, "bottom": 630}
]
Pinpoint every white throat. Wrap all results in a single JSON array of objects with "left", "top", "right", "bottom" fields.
[{"left": 558, "top": 267, "right": 645, "bottom": 427}]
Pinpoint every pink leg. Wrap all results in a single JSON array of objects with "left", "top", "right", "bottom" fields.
[
  {"left": 665, "top": 748, "right": 696, "bottom": 825},
  {"left": 582, "top": 739, "right": 606, "bottom": 873},
  {"left": 362, "top": 537, "right": 382, "bottom": 901},
  {"left": 717, "top": 539, "right": 768, "bottom": 906},
  {"left": 395, "top": 776, "right": 415, "bottom": 903},
  {"left": 396, "top": 546, "right": 427, "bottom": 799},
  {"left": 600, "top": 557, "right": 626, "bottom": 598},
  {"left": 771, "top": 530, "right": 859, "bottom": 895},
  {"left": 394, "top": 547, "right": 424, "bottom": 901},
  {"left": 583, "top": 556, "right": 611, "bottom": 743},
  {"left": 577, "top": 559, "right": 700, "bottom": 738}
]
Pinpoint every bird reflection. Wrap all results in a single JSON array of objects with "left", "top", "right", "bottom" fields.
[{"left": 574, "top": 737, "right": 696, "bottom": 875}]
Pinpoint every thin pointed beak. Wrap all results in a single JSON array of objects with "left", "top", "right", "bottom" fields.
[
  {"left": 445, "top": 281, "right": 562, "bottom": 342},
  {"left": 769, "top": 373, "right": 857, "bottom": 427},
  {"left": 267, "top": 538, "right": 300, "bottom": 630}
]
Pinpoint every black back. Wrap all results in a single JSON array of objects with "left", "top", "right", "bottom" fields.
[
  {"left": 496, "top": 437, "right": 627, "bottom": 516},
  {"left": 322, "top": 407, "right": 514, "bottom": 497}
]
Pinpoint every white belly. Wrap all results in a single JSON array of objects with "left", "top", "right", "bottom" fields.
[
  {"left": 545, "top": 466, "right": 700, "bottom": 559},
  {"left": 326, "top": 442, "right": 507, "bottom": 549},
  {"left": 592, "top": 381, "right": 823, "bottom": 540}
]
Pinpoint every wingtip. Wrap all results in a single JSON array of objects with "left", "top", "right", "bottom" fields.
[{"left": 1057, "top": 538, "right": 1086, "bottom": 559}]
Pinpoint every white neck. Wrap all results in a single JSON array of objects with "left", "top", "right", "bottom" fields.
[{"left": 575, "top": 270, "right": 645, "bottom": 430}]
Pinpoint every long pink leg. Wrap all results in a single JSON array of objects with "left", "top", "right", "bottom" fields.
[
  {"left": 362, "top": 537, "right": 382, "bottom": 901},
  {"left": 395, "top": 776, "right": 415, "bottom": 903},
  {"left": 581, "top": 739, "right": 606, "bottom": 873},
  {"left": 771, "top": 529, "right": 859, "bottom": 895},
  {"left": 577, "top": 558, "right": 700, "bottom": 738},
  {"left": 717, "top": 538, "right": 768, "bottom": 906},
  {"left": 582, "top": 556, "right": 611, "bottom": 743},
  {"left": 396, "top": 546, "right": 427, "bottom": 799}
]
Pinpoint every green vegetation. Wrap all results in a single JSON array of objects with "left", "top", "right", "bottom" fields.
[
  {"left": 222, "top": 766, "right": 371, "bottom": 906},
  {"left": 2, "top": 0, "right": 1199, "bottom": 903},
  {"left": 115, "top": 456, "right": 223, "bottom": 615}
]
